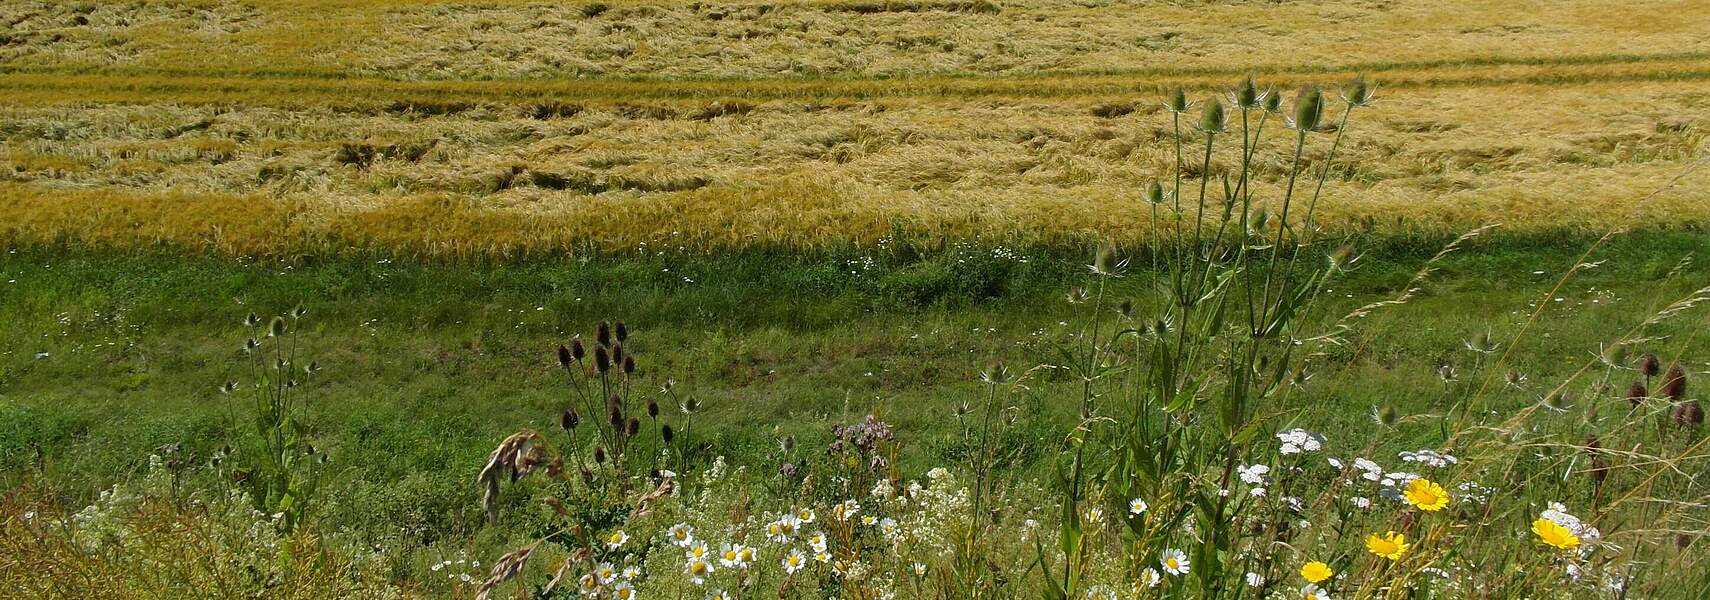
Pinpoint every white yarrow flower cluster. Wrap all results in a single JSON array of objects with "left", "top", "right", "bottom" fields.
[
  {"left": 1277, "top": 429, "right": 1326, "bottom": 454},
  {"left": 1400, "top": 449, "right": 1459, "bottom": 468}
]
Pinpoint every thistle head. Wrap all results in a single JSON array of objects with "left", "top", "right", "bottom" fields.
[{"left": 1291, "top": 86, "right": 1325, "bottom": 132}]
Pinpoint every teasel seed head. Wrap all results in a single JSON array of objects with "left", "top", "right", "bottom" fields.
[
  {"left": 1436, "top": 364, "right": 1458, "bottom": 383},
  {"left": 1291, "top": 86, "right": 1325, "bottom": 132},
  {"left": 1145, "top": 180, "right": 1166, "bottom": 205},
  {"left": 1464, "top": 330, "right": 1499, "bottom": 354},
  {"left": 1545, "top": 389, "right": 1572, "bottom": 412},
  {"left": 244, "top": 312, "right": 261, "bottom": 327},
  {"left": 1600, "top": 343, "right": 1629, "bottom": 368},
  {"left": 623, "top": 354, "right": 636, "bottom": 375},
  {"left": 268, "top": 316, "right": 287, "bottom": 337},
  {"left": 243, "top": 338, "right": 261, "bottom": 353},
  {"left": 1640, "top": 352, "right": 1661, "bottom": 377},
  {"left": 561, "top": 408, "right": 580, "bottom": 431},
  {"left": 593, "top": 447, "right": 606, "bottom": 464},
  {"left": 782, "top": 434, "right": 796, "bottom": 452},
  {"left": 557, "top": 344, "right": 573, "bottom": 368},
  {"left": 1118, "top": 299, "right": 1135, "bottom": 319},
  {"left": 220, "top": 381, "right": 239, "bottom": 394},
  {"left": 1092, "top": 240, "right": 1119, "bottom": 276},
  {"left": 610, "top": 342, "right": 624, "bottom": 369},
  {"left": 627, "top": 417, "right": 640, "bottom": 437},
  {"left": 1505, "top": 370, "right": 1527, "bottom": 388},
  {"left": 596, "top": 320, "right": 612, "bottom": 346},
  {"left": 1661, "top": 364, "right": 1687, "bottom": 400},
  {"left": 1199, "top": 97, "right": 1227, "bottom": 133},
  {"left": 1672, "top": 399, "right": 1703, "bottom": 427},
  {"left": 570, "top": 338, "right": 586, "bottom": 361},
  {"left": 1374, "top": 404, "right": 1399, "bottom": 427},
  {"left": 615, "top": 320, "right": 628, "bottom": 342},
  {"left": 981, "top": 361, "right": 1011, "bottom": 385},
  {"left": 1342, "top": 74, "right": 1376, "bottom": 107},
  {"left": 1263, "top": 88, "right": 1282, "bottom": 113},
  {"left": 661, "top": 424, "right": 675, "bottom": 444},
  {"left": 1234, "top": 75, "right": 1261, "bottom": 109},
  {"left": 594, "top": 345, "right": 611, "bottom": 373},
  {"left": 1327, "top": 245, "right": 1357, "bottom": 271},
  {"left": 1628, "top": 381, "right": 1649, "bottom": 407},
  {"left": 1164, "top": 88, "right": 1189, "bottom": 113}
]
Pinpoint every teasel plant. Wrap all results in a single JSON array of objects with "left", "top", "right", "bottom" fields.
[
  {"left": 1035, "top": 75, "right": 1379, "bottom": 600},
  {"left": 548, "top": 320, "right": 691, "bottom": 492},
  {"left": 471, "top": 320, "right": 694, "bottom": 598},
  {"left": 219, "top": 306, "right": 326, "bottom": 538}
]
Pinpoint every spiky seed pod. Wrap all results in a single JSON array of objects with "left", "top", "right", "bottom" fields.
[
  {"left": 1675, "top": 400, "right": 1703, "bottom": 427},
  {"left": 1145, "top": 180, "right": 1165, "bottom": 205},
  {"left": 615, "top": 321, "right": 628, "bottom": 342},
  {"left": 593, "top": 447, "right": 607, "bottom": 464},
  {"left": 596, "top": 321, "right": 611, "bottom": 347},
  {"left": 561, "top": 408, "right": 579, "bottom": 431},
  {"left": 1234, "top": 76, "right": 1261, "bottom": 109},
  {"left": 268, "top": 316, "right": 286, "bottom": 337},
  {"left": 608, "top": 403, "right": 624, "bottom": 429},
  {"left": 1673, "top": 399, "right": 1703, "bottom": 427},
  {"left": 1374, "top": 404, "right": 1399, "bottom": 427},
  {"left": 557, "top": 344, "right": 573, "bottom": 368},
  {"left": 683, "top": 397, "right": 700, "bottom": 413},
  {"left": 623, "top": 355, "right": 635, "bottom": 375},
  {"left": 1640, "top": 353, "right": 1661, "bottom": 377},
  {"left": 1342, "top": 75, "right": 1375, "bottom": 106},
  {"left": 1293, "top": 86, "right": 1324, "bottom": 132},
  {"left": 1662, "top": 364, "right": 1687, "bottom": 400},
  {"left": 1545, "top": 390, "right": 1572, "bottom": 412},
  {"left": 1679, "top": 534, "right": 1695, "bottom": 549},
  {"left": 626, "top": 417, "right": 640, "bottom": 437},
  {"left": 610, "top": 342, "right": 624, "bottom": 369},
  {"left": 1093, "top": 241, "right": 1118, "bottom": 276},
  {"left": 291, "top": 305, "right": 308, "bottom": 319},
  {"left": 782, "top": 435, "right": 797, "bottom": 452},
  {"left": 1328, "top": 245, "right": 1356, "bottom": 271},
  {"left": 661, "top": 424, "right": 675, "bottom": 443},
  {"left": 220, "top": 381, "right": 239, "bottom": 394},
  {"left": 647, "top": 400, "right": 660, "bottom": 418},
  {"left": 1199, "top": 97, "right": 1227, "bottom": 133},
  {"left": 244, "top": 312, "right": 261, "bottom": 327},
  {"left": 1628, "top": 381, "right": 1649, "bottom": 407},
  {"left": 1118, "top": 299, "right": 1135, "bottom": 319},
  {"left": 570, "top": 338, "right": 586, "bottom": 361},
  {"left": 1165, "top": 88, "right": 1189, "bottom": 113},
  {"left": 1263, "top": 88, "right": 1282, "bottom": 113},
  {"left": 594, "top": 345, "right": 611, "bottom": 373}
]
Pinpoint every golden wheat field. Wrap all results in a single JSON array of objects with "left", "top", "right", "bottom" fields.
[{"left": 1, "top": 0, "right": 1707, "bottom": 255}]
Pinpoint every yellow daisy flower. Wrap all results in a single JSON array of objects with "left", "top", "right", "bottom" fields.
[
  {"left": 1532, "top": 518, "right": 1581, "bottom": 550},
  {"left": 1403, "top": 478, "right": 1450, "bottom": 512},
  {"left": 1366, "top": 531, "right": 1408, "bottom": 560},
  {"left": 1300, "top": 560, "right": 1333, "bottom": 583}
]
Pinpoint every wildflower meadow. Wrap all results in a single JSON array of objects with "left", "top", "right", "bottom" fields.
[{"left": 4, "top": 2, "right": 1710, "bottom": 599}]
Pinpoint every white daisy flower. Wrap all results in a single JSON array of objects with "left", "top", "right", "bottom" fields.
[
  {"left": 1300, "top": 583, "right": 1332, "bottom": 600},
  {"left": 911, "top": 562, "right": 928, "bottom": 577},
  {"left": 612, "top": 582, "right": 638, "bottom": 600},
  {"left": 807, "top": 532, "right": 828, "bottom": 554},
  {"left": 1140, "top": 568, "right": 1162, "bottom": 588},
  {"left": 718, "top": 543, "right": 745, "bottom": 568},
  {"left": 683, "top": 557, "right": 714, "bottom": 585},
  {"left": 594, "top": 562, "right": 617, "bottom": 584},
  {"left": 667, "top": 523, "right": 696, "bottom": 547},
  {"left": 1246, "top": 572, "right": 1265, "bottom": 588},
  {"left": 1160, "top": 548, "right": 1190, "bottom": 575},
  {"left": 605, "top": 530, "right": 630, "bottom": 550},
  {"left": 684, "top": 541, "right": 710, "bottom": 562},
  {"left": 782, "top": 549, "right": 808, "bottom": 574},
  {"left": 1129, "top": 498, "right": 1149, "bottom": 515},
  {"left": 796, "top": 507, "right": 817, "bottom": 524},
  {"left": 1083, "top": 506, "right": 1104, "bottom": 524},
  {"left": 704, "top": 589, "right": 732, "bottom": 600}
]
